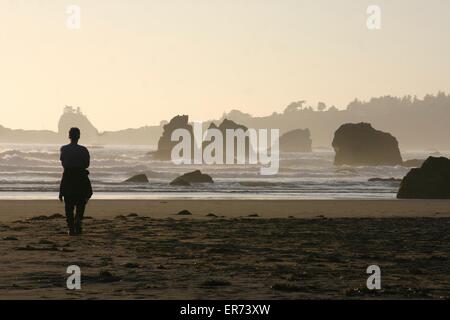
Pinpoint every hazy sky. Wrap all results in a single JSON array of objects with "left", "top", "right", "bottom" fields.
[{"left": 1, "top": 0, "right": 450, "bottom": 131}]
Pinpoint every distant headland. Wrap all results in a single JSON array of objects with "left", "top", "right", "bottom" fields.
[{"left": 1, "top": 92, "right": 450, "bottom": 149}]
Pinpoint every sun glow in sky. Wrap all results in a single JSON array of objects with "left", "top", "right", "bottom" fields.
[{"left": 1, "top": 0, "right": 450, "bottom": 131}]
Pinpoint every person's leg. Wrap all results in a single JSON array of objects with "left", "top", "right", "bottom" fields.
[
  {"left": 74, "top": 200, "right": 86, "bottom": 235},
  {"left": 64, "top": 201, "right": 76, "bottom": 236}
]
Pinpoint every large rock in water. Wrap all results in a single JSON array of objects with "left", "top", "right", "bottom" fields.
[
  {"left": 170, "top": 177, "right": 191, "bottom": 186},
  {"left": 332, "top": 123, "right": 403, "bottom": 166},
  {"left": 279, "top": 129, "right": 312, "bottom": 152},
  {"left": 153, "top": 115, "right": 194, "bottom": 160},
  {"left": 397, "top": 157, "right": 450, "bottom": 199},
  {"left": 124, "top": 174, "right": 149, "bottom": 183},
  {"left": 203, "top": 119, "right": 250, "bottom": 162},
  {"left": 170, "top": 170, "right": 213, "bottom": 186},
  {"left": 153, "top": 117, "right": 251, "bottom": 162}
]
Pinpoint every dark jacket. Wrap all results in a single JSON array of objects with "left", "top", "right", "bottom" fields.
[{"left": 59, "top": 168, "right": 93, "bottom": 202}]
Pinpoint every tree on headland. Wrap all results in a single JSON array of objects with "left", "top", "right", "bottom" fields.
[
  {"left": 317, "top": 102, "right": 327, "bottom": 112},
  {"left": 284, "top": 101, "right": 306, "bottom": 113},
  {"left": 222, "top": 92, "right": 450, "bottom": 149}
]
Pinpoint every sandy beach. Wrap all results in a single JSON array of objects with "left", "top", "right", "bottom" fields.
[
  {"left": 3, "top": 0, "right": 450, "bottom": 306},
  {"left": 0, "top": 199, "right": 449, "bottom": 299}
]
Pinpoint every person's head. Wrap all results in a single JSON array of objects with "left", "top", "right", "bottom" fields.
[{"left": 69, "top": 127, "right": 81, "bottom": 143}]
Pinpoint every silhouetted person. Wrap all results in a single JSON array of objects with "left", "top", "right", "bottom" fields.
[{"left": 59, "top": 128, "right": 93, "bottom": 236}]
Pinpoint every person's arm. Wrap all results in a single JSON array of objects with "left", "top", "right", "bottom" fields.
[
  {"left": 59, "top": 177, "right": 64, "bottom": 202},
  {"left": 85, "top": 148, "right": 90, "bottom": 168},
  {"left": 59, "top": 147, "right": 64, "bottom": 201},
  {"left": 60, "top": 146, "right": 64, "bottom": 166}
]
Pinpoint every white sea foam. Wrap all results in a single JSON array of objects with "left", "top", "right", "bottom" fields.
[{"left": 0, "top": 143, "right": 446, "bottom": 199}]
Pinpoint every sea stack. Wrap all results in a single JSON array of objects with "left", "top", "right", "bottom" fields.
[
  {"left": 332, "top": 123, "right": 403, "bottom": 166},
  {"left": 203, "top": 119, "right": 250, "bottom": 162},
  {"left": 279, "top": 129, "right": 312, "bottom": 152},
  {"left": 397, "top": 157, "right": 450, "bottom": 199},
  {"left": 58, "top": 106, "right": 99, "bottom": 143},
  {"left": 153, "top": 115, "right": 194, "bottom": 160}
]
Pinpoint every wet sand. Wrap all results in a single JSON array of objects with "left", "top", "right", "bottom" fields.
[
  {"left": 0, "top": 200, "right": 449, "bottom": 299},
  {"left": 1, "top": 199, "right": 450, "bottom": 222}
]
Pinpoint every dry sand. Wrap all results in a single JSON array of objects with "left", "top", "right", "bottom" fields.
[{"left": 0, "top": 199, "right": 449, "bottom": 299}]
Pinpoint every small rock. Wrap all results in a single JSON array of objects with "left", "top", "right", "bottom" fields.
[
  {"left": 169, "top": 177, "right": 191, "bottom": 186},
  {"left": 177, "top": 210, "right": 192, "bottom": 216},
  {"left": 2, "top": 236, "right": 18, "bottom": 241},
  {"left": 123, "top": 174, "right": 149, "bottom": 183},
  {"left": 48, "top": 213, "right": 64, "bottom": 220},
  {"left": 123, "top": 262, "right": 140, "bottom": 269},
  {"left": 28, "top": 216, "right": 49, "bottom": 221},
  {"left": 206, "top": 213, "right": 217, "bottom": 218},
  {"left": 98, "top": 270, "right": 121, "bottom": 283},
  {"left": 247, "top": 214, "right": 259, "bottom": 218},
  {"left": 170, "top": 170, "right": 213, "bottom": 186}
]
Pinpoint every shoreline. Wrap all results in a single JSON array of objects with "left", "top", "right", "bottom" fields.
[{"left": 0, "top": 199, "right": 449, "bottom": 222}]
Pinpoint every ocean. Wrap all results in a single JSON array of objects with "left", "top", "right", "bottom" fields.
[{"left": 0, "top": 143, "right": 446, "bottom": 200}]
